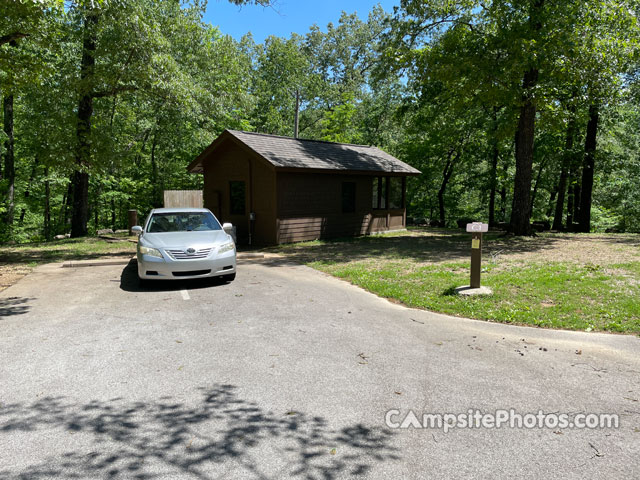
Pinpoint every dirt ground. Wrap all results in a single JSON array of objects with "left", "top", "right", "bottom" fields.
[
  {"left": 2, "top": 230, "right": 639, "bottom": 294},
  {"left": 477, "top": 232, "right": 640, "bottom": 265},
  {"left": 0, "top": 237, "right": 136, "bottom": 293},
  {"left": 0, "top": 264, "right": 33, "bottom": 292},
  {"left": 276, "top": 229, "right": 640, "bottom": 267}
]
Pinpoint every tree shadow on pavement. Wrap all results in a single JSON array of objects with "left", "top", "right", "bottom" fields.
[
  {"left": 0, "top": 384, "right": 399, "bottom": 479},
  {"left": 119, "top": 260, "right": 231, "bottom": 293},
  {"left": 0, "top": 297, "right": 33, "bottom": 317}
]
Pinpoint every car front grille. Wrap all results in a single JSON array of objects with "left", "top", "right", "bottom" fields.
[
  {"left": 172, "top": 270, "right": 211, "bottom": 277},
  {"left": 165, "top": 248, "right": 212, "bottom": 260}
]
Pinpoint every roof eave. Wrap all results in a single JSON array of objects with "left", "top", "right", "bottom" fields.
[
  {"left": 187, "top": 129, "right": 278, "bottom": 174},
  {"left": 273, "top": 166, "right": 421, "bottom": 176}
]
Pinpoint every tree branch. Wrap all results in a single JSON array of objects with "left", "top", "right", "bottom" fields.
[
  {"left": 0, "top": 32, "right": 29, "bottom": 46},
  {"left": 91, "top": 85, "right": 137, "bottom": 99}
]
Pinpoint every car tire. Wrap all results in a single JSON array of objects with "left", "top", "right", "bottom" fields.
[
  {"left": 138, "top": 277, "right": 150, "bottom": 288},
  {"left": 222, "top": 273, "right": 236, "bottom": 282}
]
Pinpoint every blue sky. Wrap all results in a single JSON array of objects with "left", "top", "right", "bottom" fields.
[{"left": 204, "top": 0, "right": 399, "bottom": 43}]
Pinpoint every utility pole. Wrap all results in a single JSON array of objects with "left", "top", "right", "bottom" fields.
[{"left": 294, "top": 89, "right": 300, "bottom": 139}]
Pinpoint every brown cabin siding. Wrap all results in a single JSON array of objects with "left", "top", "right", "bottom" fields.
[
  {"left": 195, "top": 131, "right": 417, "bottom": 246},
  {"left": 250, "top": 154, "right": 277, "bottom": 245},
  {"left": 202, "top": 141, "right": 277, "bottom": 245},
  {"left": 275, "top": 172, "right": 405, "bottom": 244}
]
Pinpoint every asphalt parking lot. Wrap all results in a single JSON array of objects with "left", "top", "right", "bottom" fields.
[{"left": 1, "top": 258, "right": 639, "bottom": 479}]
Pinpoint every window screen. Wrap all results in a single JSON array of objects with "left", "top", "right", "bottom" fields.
[
  {"left": 389, "top": 177, "right": 403, "bottom": 209},
  {"left": 372, "top": 177, "right": 387, "bottom": 209}
]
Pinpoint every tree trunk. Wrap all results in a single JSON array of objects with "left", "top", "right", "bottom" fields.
[
  {"left": 150, "top": 131, "right": 162, "bottom": 208},
  {"left": 70, "top": 10, "right": 98, "bottom": 238},
  {"left": 3, "top": 94, "right": 15, "bottom": 227},
  {"left": 71, "top": 171, "right": 89, "bottom": 237},
  {"left": 488, "top": 146, "right": 499, "bottom": 227},
  {"left": 510, "top": 68, "right": 538, "bottom": 235},
  {"left": 499, "top": 185, "right": 507, "bottom": 223},
  {"left": 552, "top": 173, "right": 565, "bottom": 230},
  {"left": 19, "top": 157, "right": 39, "bottom": 224},
  {"left": 573, "top": 182, "right": 581, "bottom": 225},
  {"left": 530, "top": 156, "right": 547, "bottom": 215},
  {"left": 553, "top": 123, "right": 575, "bottom": 230},
  {"left": 44, "top": 167, "right": 51, "bottom": 241},
  {"left": 546, "top": 186, "right": 557, "bottom": 218},
  {"left": 61, "top": 177, "right": 73, "bottom": 232},
  {"left": 488, "top": 107, "right": 500, "bottom": 227},
  {"left": 566, "top": 182, "right": 574, "bottom": 228},
  {"left": 510, "top": 0, "right": 543, "bottom": 236},
  {"left": 134, "top": 128, "right": 151, "bottom": 168},
  {"left": 111, "top": 199, "right": 116, "bottom": 231},
  {"left": 94, "top": 199, "right": 99, "bottom": 231},
  {"left": 578, "top": 104, "right": 599, "bottom": 233},
  {"left": 438, "top": 150, "right": 457, "bottom": 227}
]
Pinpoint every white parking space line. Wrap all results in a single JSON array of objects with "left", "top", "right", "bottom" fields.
[{"left": 180, "top": 290, "right": 190, "bottom": 301}]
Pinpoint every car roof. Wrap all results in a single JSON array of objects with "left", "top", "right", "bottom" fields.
[{"left": 149, "top": 208, "right": 211, "bottom": 214}]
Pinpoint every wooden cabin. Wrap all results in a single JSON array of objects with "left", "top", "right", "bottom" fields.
[{"left": 187, "top": 130, "right": 420, "bottom": 245}]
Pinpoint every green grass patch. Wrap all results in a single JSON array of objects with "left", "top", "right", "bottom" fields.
[
  {"left": 0, "top": 237, "right": 136, "bottom": 266},
  {"left": 273, "top": 230, "right": 640, "bottom": 334}
]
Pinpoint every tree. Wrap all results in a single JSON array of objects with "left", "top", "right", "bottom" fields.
[
  {"left": 4, "top": 0, "right": 640, "bottom": 244},
  {"left": 0, "top": 0, "right": 62, "bottom": 231},
  {"left": 251, "top": 34, "right": 312, "bottom": 136},
  {"left": 66, "top": 0, "right": 270, "bottom": 237},
  {"left": 382, "top": 0, "right": 640, "bottom": 234}
]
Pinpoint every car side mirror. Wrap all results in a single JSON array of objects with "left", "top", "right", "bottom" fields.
[
  {"left": 131, "top": 226, "right": 143, "bottom": 235},
  {"left": 222, "top": 223, "right": 236, "bottom": 243}
]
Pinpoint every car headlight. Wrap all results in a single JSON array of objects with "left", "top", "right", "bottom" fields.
[
  {"left": 139, "top": 246, "right": 163, "bottom": 258},
  {"left": 218, "top": 241, "right": 235, "bottom": 254}
]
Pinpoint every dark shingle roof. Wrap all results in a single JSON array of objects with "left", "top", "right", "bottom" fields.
[{"left": 188, "top": 130, "right": 420, "bottom": 175}]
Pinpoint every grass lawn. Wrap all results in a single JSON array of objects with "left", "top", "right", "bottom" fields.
[
  {"left": 0, "top": 236, "right": 136, "bottom": 292},
  {"left": 272, "top": 228, "right": 640, "bottom": 334}
]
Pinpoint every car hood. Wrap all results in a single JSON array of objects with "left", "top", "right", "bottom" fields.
[{"left": 141, "top": 230, "right": 230, "bottom": 249}]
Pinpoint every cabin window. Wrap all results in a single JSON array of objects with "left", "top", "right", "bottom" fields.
[
  {"left": 372, "top": 177, "right": 387, "bottom": 209},
  {"left": 342, "top": 182, "right": 356, "bottom": 213},
  {"left": 372, "top": 178, "right": 378, "bottom": 209},
  {"left": 389, "top": 177, "right": 404, "bottom": 209},
  {"left": 229, "top": 181, "right": 246, "bottom": 215}
]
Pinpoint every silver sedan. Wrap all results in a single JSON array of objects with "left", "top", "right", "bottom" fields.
[{"left": 133, "top": 208, "right": 236, "bottom": 283}]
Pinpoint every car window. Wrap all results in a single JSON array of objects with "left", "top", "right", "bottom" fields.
[{"left": 147, "top": 212, "right": 222, "bottom": 233}]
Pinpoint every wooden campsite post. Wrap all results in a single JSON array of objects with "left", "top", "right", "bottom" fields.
[
  {"left": 128, "top": 209, "right": 138, "bottom": 235},
  {"left": 466, "top": 222, "right": 488, "bottom": 288}
]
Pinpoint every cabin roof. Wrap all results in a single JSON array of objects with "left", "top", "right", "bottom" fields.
[{"left": 188, "top": 130, "right": 421, "bottom": 175}]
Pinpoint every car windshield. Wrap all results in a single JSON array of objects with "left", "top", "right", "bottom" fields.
[{"left": 146, "top": 212, "right": 222, "bottom": 233}]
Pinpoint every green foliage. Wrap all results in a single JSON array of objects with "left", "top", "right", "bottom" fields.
[
  {"left": 1, "top": 0, "right": 258, "bottom": 241},
  {"left": 2, "top": 0, "right": 640, "bottom": 242},
  {"left": 320, "top": 93, "right": 359, "bottom": 143},
  {"left": 382, "top": 0, "right": 640, "bottom": 229}
]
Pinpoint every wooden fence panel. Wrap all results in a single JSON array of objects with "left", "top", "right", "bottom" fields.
[{"left": 163, "top": 190, "right": 203, "bottom": 208}]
